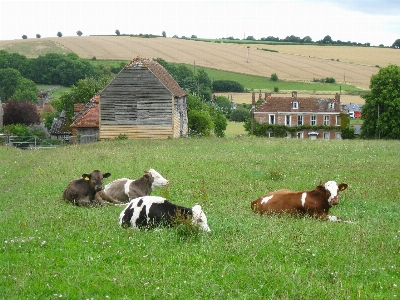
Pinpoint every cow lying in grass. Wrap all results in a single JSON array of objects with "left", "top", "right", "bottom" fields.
[
  {"left": 104, "top": 169, "right": 169, "bottom": 203},
  {"left": 251, "top": 181, "right": 348, "bottom": 221},
  {"left": 119, "top": 196, "right": 211, "bottom": 231},
  {"left": 62, "top": 170, "right": 123, "bottom": 207}
]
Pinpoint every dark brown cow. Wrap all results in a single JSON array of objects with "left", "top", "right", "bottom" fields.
[
  {"left": 62, "top": 170, "right": 123, "bottom": 207},
  {"left": 251, "top": 181, "right": 348, "bottom": 221}
]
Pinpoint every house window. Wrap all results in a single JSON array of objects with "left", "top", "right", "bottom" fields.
[
  {"left": 285, "top": 115, "right": 291, "bottom": 126},
  {"left": 297, "top": 132, "right": 303, "bottom": 139},
  {"left": 324, "top": 115, "right": 330, "bottom": 126},
  {"left": 297, "top": 115, "right": 303, "bottom": 126},
  {"left": 336, "top": 115, "right": 341, "bottom": 126},
  {"left": 292, "top": 102, "right": 299, "bottom": 109},
  {"left": 335, "top": 132, "right": 342, "bottom": 139},
  {"left": 311, "top": 115, "right": 317, "bottom": 126},
  {"left": 268, "top": 131, "right": 274, "bottom": 138},
  {"left": 328, "top": 102, "right": 335, "bottom": 109},
  {"left": 269, "top": 114, "right": 275, "bottom": 125},
  {"left": 285, "top": 132, "right": 292, "bottom": 138},
  {"left": 323, "top": 132, "right": 330, "bottom": 139}
]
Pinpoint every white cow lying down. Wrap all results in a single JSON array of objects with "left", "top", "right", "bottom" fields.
[
  {"left": 119, "top": 196, "right": 211, "bottom": 232},
  {"left": 104, "top": 168, "right": 169, "bottom": 203}
]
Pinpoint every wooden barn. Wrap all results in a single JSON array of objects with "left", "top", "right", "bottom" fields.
[
  {"left": 99, "top": 57, "right": 188, "bottom": 140},
  {"left": 71, "top": 57, "right": 188, "bottom": 141}
]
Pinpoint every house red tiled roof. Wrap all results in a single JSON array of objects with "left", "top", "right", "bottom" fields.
[
  {"left": 126, "top": 57, "right": 187, "bottom": 98},
  {"left": 70, "top": 95, "right": 99, "bottom": 128},
  {"left": 256, "top": 93, "right": 342, "bottom": 113}
]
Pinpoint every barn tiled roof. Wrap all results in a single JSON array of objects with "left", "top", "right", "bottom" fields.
[
  {"left": 50, "top": 110, "right": 71, "bottom": 135},
  {"left": 126, "top": 57, "right": 187, "bottom": 98},
  {"left": 70, "top": 95, "right": 99, "bottom": 128},
  {"left": 256, "top": 93, "right": 342, "bottom": 113}
]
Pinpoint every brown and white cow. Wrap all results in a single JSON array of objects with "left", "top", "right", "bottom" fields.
[
  {"left": 103, "top": 169, "right": 169, "bottom": 203},
  {"left": 251, "top": 181, "right": 348, "bottom": 221},
  {"left": 62, "top": 170, "right": 123, "bottom": 207}
]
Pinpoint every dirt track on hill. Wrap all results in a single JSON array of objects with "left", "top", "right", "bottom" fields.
[{"left": 1, "top": 36, "right": 398, "bottom": 91}]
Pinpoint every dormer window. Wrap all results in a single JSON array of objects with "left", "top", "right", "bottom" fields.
[
  {"left": 292, "top": 101, "right": 299, "bottom": 109},
  {"left": 328, "top": 102, "right": 335, "bottom": 109}
]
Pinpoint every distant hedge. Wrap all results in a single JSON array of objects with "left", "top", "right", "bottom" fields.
[{"left": 212, "top": 80, "right": 244, "bottom": 92}]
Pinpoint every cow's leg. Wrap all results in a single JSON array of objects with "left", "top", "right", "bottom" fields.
[
  {"left": 75, "top": 196, "right": 93, "bottom": 207},
  {"left": 96, "top": 190, "right": 123, "bottom": 205}
]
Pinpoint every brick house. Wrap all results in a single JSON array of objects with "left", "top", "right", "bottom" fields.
[{"left": 253, "top": 91, "right": 344, "bottom": 140}]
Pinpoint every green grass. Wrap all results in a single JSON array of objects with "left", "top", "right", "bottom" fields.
[
  {"left": 225, "top": 121, "right": 247, "bottom": 137},
  {"left": 194, "top": 65, "right": 363, "bottom": 93},
  {"left": 1, "top": 137, "right": 399, "bottom": 299}
]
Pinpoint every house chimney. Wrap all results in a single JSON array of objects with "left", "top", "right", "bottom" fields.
[
  {"left": 292, "top": 91, "right": 297, "bottom": 98},
  {"left": 335, "top": 93, "right": 340, "bottom": 102}
]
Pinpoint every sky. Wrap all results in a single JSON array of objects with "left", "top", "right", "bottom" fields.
[{"left": 1, "top": 0, "right": 399, "bottom": 46}]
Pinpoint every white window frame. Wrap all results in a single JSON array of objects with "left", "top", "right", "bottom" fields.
[
  {"left": 297, "top": 132, "right": 303, "bottom": 139},
  {"left": 335, "top": 132, "right": 342, "bottom": 140},
  {"left": 269, "top": 114, "right": 275, "bottom": 125},
  {"left": 285, "top": 115, "right": 291, "bottom": 126},
  {"left": 323, "top": 115, "right": 330, "bottom": 126},
  {"left": 323, "top": 132, "right": 330, "bottom": 139},
  {"left": 328, "top": 102, "right": 335, "bottom": 109},
  {"left": 310, "top": 115, "right": 317, "bottom": 126},
  {"left": 292, "top": 101, "right": 299, "bottom": 109},
  {"left": 297, "top": 115, "right": 303, "bottom": 126},
  {"left": 336, "top": 115, "right": 341, "bottom": 126}
]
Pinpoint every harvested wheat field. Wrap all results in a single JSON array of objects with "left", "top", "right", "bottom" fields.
[{"left": 1, "top": 36, "right": 398, "bottom": 91}]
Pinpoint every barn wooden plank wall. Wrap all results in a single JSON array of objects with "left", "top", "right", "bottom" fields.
[
  {"left": 100, "top": 125, "right": 174, "bottom": 140},
  {"left": 100, "top": 67, "right": 173, "bottom": 128}
]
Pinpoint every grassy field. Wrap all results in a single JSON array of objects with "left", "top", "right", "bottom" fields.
[
  {"left": 2, "top": 36, "right": 399, "bottom": 90},
  {"left": 1, "top": 138, "right": 399, "bottom": 299}
]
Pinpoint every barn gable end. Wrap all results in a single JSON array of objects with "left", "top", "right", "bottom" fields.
[{"left": 99, "top": 57, "right": 187, "bottom": 140}]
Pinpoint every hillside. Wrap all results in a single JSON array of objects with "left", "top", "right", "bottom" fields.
[{"left": 1, "top": 36, "right": 399, "bottom": 91}]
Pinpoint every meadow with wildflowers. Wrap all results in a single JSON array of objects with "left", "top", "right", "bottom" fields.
[{"left": 0, "top": 137, "right": 399, "bottom": 299}]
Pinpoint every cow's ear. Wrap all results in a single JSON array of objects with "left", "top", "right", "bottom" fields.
[
  {"left": 82, "top": 174, "right": 90, "bottom": 180},
  {"left": 103, "top": 173, "right": 111, "bottom": 178},
  {"left": 339, "top": 183, "right": 348, "bottom": 191}
]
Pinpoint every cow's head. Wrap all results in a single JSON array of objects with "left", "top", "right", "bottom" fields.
[
  {"left": 82, "top": 170, "right": 111, "bottom": 192},
  {"left": 191, "top": 204, "right": 211, "bottom": 232},
  {"left": 324, "top": 181, "right": 348, "bottom": 205},
  {"left": 146, "top": 169, "right": 169, "bottom": 190}
]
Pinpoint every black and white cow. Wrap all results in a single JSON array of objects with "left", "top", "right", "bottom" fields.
[
  {"left": 104, "top": 169, "right": 168, "bottom": 203},
  {"left": 119, "top": 196, "right": 211, "bottom": 232}
]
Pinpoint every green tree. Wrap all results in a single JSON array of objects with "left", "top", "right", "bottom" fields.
[
  {"left": 115, "top": 29, "right": 120, "bottom": 36},
  {"left": 76, "top": 30, "right": 83, "bottom": 36},
  {"left": 57, "top": 32, "right": 62, "bottom": 37},
  {"left": 322, "top": 35, "right": 333, "bottom": 44},
  {"left": 162, "top": 31, "right": 166, "bottom": 38},
  {"left": 361, "top": 64, "right": 400, "bottom": 139},
  {"left": 230, "top": 107, "right": 250, "bottom": 122},
  {"left": 213, "top": 95, "right": 232, "bottom": 119},
  {"left": 12, "top": 77, "right": 38, "bottom": 103},
  {"left": 22, "top": 35, "right": 27, "bottom": 39},
  {"left": 271, "top": 73, "right": 278, "bottom": 81},
  {"left": 392, "top": 39, "right": 400, "bottom": 49},
  {"left": 36, "top": 34, "right": 41, "bottom": 38},
  {"left": 58, "top": 77, "right": 109, "bottom": 119},
  {"left": 0, "top": 68, "right": 20, "bottom": 101}
]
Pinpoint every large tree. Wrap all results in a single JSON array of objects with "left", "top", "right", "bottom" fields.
[
  {"left": 3, "top": 99, "right": 40, "bottom": 126},
  {"left": 392, "top": 39, "right": 400, "bottom": 49},
  {"left": 361, "top": 64, "right": 400, "bottom": 139}
]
